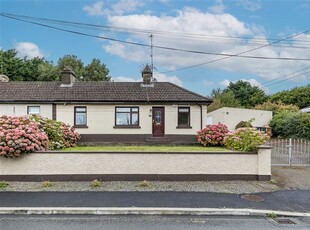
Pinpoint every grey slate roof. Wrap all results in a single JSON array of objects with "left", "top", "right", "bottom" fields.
[{"left": 0, "top": 81, "right": 211, "bottom": 104}]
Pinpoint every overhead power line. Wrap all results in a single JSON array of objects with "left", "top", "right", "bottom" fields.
[
  {"left": 1, "top": 12, "right": 310, "bottom": 78},
  {"left": 1, "top": 12, "right": 310, "bottom": 43},
  {"left": 1, "top": 13, "right": 310, "bottom": 63},
  {"left": 157, "top": 28, "right": 310, "bottom": 74},
  {"left": 264, "top": 70, "right": 310, "bottom": 87},
  {"left": 261, "top": 66, "right": 310, "bottom": 86}
]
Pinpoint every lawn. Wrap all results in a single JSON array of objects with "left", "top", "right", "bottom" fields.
[{"left": 62, "top": 145, "right": 229, "bottom": 152}]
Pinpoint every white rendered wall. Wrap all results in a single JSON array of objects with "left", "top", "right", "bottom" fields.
[
  {"left": 207, "top": 107, "right": 272, "bottom": 131},
  {"left": 56, "top": 104, "right": 207, "bottom": 135},
  {"left": 0, "top": 104, "right": 53, "bottom": 119},
  {"left": 0, "top": 147, "right": 271, "bottom": 179}
]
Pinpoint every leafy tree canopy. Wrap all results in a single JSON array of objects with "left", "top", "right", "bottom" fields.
[
  {"left": 208, "top": 90, "right": 241, "bottom": 112},
  {"left": 269, "top": 85, "right": 310, "bottom": 109},
  {"left": 0, "top": 50, "right": 110, "bottom": 82},
  {"left": 254, "top": 101, "right": 300, "bottom": 114},
  {"left": 224, "top": 80, "right": 267, "bottom": 108}
]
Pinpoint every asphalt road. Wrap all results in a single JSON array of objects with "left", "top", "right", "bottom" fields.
[
  {"left": 1, "top": 190, "right": 309, "bottom": 213},
  {"left": 0, "top": 215, "right": 310, "bottom": 230}
]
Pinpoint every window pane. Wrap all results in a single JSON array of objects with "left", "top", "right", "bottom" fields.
[
  {"left": 115, "top": 107, "right": 139, "bottom": 126},
  {"left": 76, "top": 113, "right": 86, "bottom": 125},
  {"left": 132, "top": 114, "right": 138, "bottom": 125},
  {"left": 28, "top": 106, "right": 40, "bottom": 115},
  {"left": 76, "top": 107, "right": 86, "bottom": 112},
  {"left": 179, "top": 108, "right": 189, "bottom": 113},
  {"left": 132, "top": 108, "right": 138, "bottom": 112},
  {"left": 116, "top": 113, "right": 130, "bottom": 125},
  {"left": 155, "top": 111, "right": 161, "bottom": 124},
  {"left": 116, "top": 108, "right": 130, "bottom": 112},
  {"left": 178, "top": 107, "right": 190, "bottom": 126}
]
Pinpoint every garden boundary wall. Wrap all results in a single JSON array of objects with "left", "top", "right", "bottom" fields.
[{"left": 0, "top": 146, "right": 271, "bottom": 181}]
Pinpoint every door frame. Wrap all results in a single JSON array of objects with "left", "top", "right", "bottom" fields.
[{"left": 152, "top": 107, "right": 165, "bottom": 137}]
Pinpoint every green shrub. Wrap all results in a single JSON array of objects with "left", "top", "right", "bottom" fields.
[
  {"left": 41, "top": 180, "right": 53, "bottom": 188},
  {"left": 0, "top": 181, "right": 9, "bottom": 189},
  {"left": 254, "top": 101, "right": 299, "bottom": 114},
  {"left": 224, "top": 127, "right": 270, "bottom": 151},
  {"left": 90, "top": 179, "right": 102, "bottom": 188},
  {"left": 270, "top": 111, "right": 310, "bottom": 140},
  {"left": 235, "top": 119, "right": 254, "bottom": 129},
  {"left": 138, "top": 180, "right": 152, "bottom": 188},
  {"left": 30, "top": 115, "right": 80, "bottom": 149},
  {"left": 197, "top": 123, "right": 229, "bottom": 146}
]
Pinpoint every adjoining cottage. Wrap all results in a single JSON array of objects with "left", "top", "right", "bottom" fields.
[{"left": 0, "top": 66, "right": 211, "bottom": 144}]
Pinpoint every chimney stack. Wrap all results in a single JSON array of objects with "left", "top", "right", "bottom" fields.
[
  {"left": 60, "top": 66, "right": 76, "bottom": 87},
  {"left": 141, "top": 64, "right": 152, "bottom": 85}
]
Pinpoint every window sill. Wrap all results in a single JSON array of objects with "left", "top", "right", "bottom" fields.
[
  {"left": 114, "top": 126, "right": 141, "bottom": 129},
  {"left": 176, "top": 126, "right": 192, "bottom": 129},
  {"left": 73, "top": 125, "right": 88, "bottom": 129}
]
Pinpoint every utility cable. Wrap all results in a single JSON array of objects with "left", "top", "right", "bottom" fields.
[{"left": 1, "top": 13, "right": 310, "bottom": 63}]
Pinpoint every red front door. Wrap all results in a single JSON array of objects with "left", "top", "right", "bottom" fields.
[{"left": 152, "top": 107, "right": 165, "bottom": 137}]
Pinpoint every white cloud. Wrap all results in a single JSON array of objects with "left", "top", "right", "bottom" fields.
[
  {"left": 219, "top": 79, "right": 230, "bottom": 87},
  {"left": 237, "top": 0, "right": 261, "bottom": 11},
  {"left": 153, "top": 73, "right": 182, "bottom": 86},
  {"left": 208, "top": 0, "right": 226, "bottom": 14},
  {"left": 203, "top": 80, "right": 214, "bottom": 86},
  {"left": 104, "top": 7, "right": 252, "bottom": 66},
  {"left": 83, "top": 0, "right": 144, "bottom": 17},
  {"left": 83, "top": 1, "right": 106, "bottom": 16},
  {"left": 111, "top": 0, "right": 144, "bottom": 15},
  {"left": 112, "top": 73, "right": 182, "bottom": 86},
  {"left": 112, "top": 76, "right": 139, "bottom": 82},
  {"left": 14, "top": 42, "right": 44, "bottom": 59},
  {"left": 99, "top": 6, "right": 309, "bottom": 84}
]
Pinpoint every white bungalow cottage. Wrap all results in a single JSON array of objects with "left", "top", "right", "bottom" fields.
[{"left": 0, "top": 67, "right": 211, "bottom": 144}]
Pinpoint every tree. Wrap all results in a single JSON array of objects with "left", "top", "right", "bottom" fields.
[
  {"left": 254, "top": 101, "right": 299, "bottom": 114},
  {"left": 84, "top": 58, "right": 110, "bottom": 81},
  {"left": 0, "top": 49, "right": 56, "bottom": 81},
  {"left": 57, "top": 55, "right": 85, "bottom": 80},
  {"left": 1, "top": 50, "right": 110, "bottom": 82},
  {"left": 209, "top": 88, "right": 222, "bottom": 99},
  {"left": 37, "top": 61, "right": 58, "bottom": 81},
  {"left": 208, "top": 91, "right": 241, "bottom": 112},
  {"left": 23, "top": 57, "right": 55, "bottom": 81},
  {"left": 270, "top": 110, "right": 310, "bottom": 140},
  {"left": 0, "top": 49, "right": 24, "bottom": 81},
  {"left": 269, "top": 85, "right": 310, "bottom": 109},
  {"left": 224, "top": 80, "right": 267, "bottom": 108}
]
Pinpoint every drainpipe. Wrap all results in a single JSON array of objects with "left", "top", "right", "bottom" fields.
[{"left": 197, "top": 104, "right": 203, "bottom": 129}]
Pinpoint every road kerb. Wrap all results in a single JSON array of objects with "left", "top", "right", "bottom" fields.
[{"left": 0, "top": 207, "right": 309, "bottom": 217}]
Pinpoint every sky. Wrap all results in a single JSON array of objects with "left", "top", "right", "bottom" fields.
[{"left": 1, "top": 0, "right": 310, "bottom": 97}]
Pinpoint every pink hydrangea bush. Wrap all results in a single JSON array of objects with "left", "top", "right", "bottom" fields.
[
  {"left": 30, "top": 115, "right": 80, "bottom": 149},
  {"left": 0, "top": 115, "right": 48, "bottom": 158},
  {"left": 197, "top": 123, "right": 229, "bottom": 146}
]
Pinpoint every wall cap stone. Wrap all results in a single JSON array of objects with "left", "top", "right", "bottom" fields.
[{"left": 257, "top": 145, "right": 273, "bottom": 150}]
